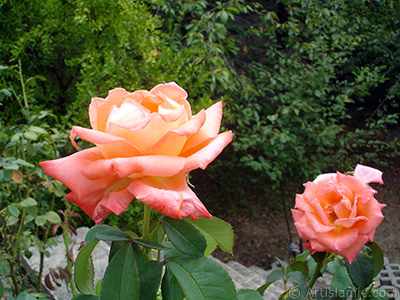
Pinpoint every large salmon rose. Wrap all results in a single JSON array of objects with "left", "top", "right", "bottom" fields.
[
  {"left": 291, "top": 164, "right": 385, "bottom": 263},
  {"left": 40, "top": 82, "right": 232, "bottom": 223}
]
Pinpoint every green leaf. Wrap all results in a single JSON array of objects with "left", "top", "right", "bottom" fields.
[
  {"left": 84, "top": 225, "right": 112, "bottom": 244},
  {"left": 31, "top": 235, "right": 45, "bottom": 253},
  {"left": 108, "top": 241, "right": 129, "bottom": 263},
  {"left": 257, "top": 269, "right": 284, "bottom": 296},
  {"left": 287, "top": 271, "right": 307, "bottom": 286},
  {"left": 20, "top": 197, "right": 37, "bottom": 207},
  {"left": 95, "top": 227, "right": 133, "bottom": 241},
  {"left": 345, "top": 247, "right": 374, "bottom": 289},
  {"left": 74, "top": 240, "right": 99, "bottom": 295},
  {"left": 24, "top": 131, "right": 38, "bottom": 141},
  {"left": 0, "top": 260, "right": 11, "bottom": 277},
  {"left": 28, "top": 125, "right": 47, "bottom": 135},
  {"left": 186, "top": 216, "right": 234, "bottom": 255},
  {"left": 8, "top": 205, "right": 19, "bottom": 217},
  {"left": 0, "top": 280, "right": 3, "bottom": 299},
  {"left": 71, "top": 295, "right": 100, "bottom": 300},
  {"left": 366, "top": 242, "right": 384, "bottom": 277},
  {"left": 167, "top": 256, "right": 237, "bottom": 300},
  {"left": 133, "top": 238, "right": 171, "bottom": 251},
  {"left": 6, "top": 216, "right": 19, "bottom": 226},
  {"left": 16, "top": 293, "right": 37, "bottom": 300},
  {"left": 35, "top": 215, "right": 47, "bottom": 226},
  {"left": 101, "top": 243, "right": 141, "bottom": 299},
  {"left": 237, "top": 289, "right": 264, "bottom": 300},
  {"left": 161, "top": 216, "right": 206, "bottom": 257},
  {"left": 140, "top": 261, "right": 163, "bottom": 300},
  {"left": 45, "top": 211, "right": 61, "bottom": 224},
  {"left": 13, "top": 159, "right": 34, "bottom": 168},
  {"left": 331, "top": 266, "right": 352, "bottom": 292},
  {"left": 161, "top": 267, "right": 184, "bottom": 300},
  {"left": 150, "top": 221, "right": 165, "bottom": 244},
  {"left": 287, "top": 261, "right": 309, "bottom": 278}
]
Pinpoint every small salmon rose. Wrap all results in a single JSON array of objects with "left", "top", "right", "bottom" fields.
[
  {"left": 40, "top": 82, "right": 232, "bottom": 223},
  {"left": 291, "top": 164, "right": 385, "bottom": 263}
]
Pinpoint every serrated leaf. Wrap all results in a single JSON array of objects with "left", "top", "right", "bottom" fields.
[
  {"left": 133, "top": 238, "right": 172, "bottom": 251},
  {"left": 161, "top": 216, "right": 206, "bottom": 257},
  {"left": 331, "top": 266, "right": 352, "bottom": 292},
  {"left": 257, "top": 269, "right": 284, "bottom": 296},
  {"left": 237, "top": 289, "right": 264, "bottom": 300},
  {"left": 186, "top": 216, "right": 234, "bottom": 254},
  {"left": 95, "top": 227, "right": 133, "bottom": 241},
  {"left": 345, "top": 248, "right": 374, "bottom": 289},
  {"left": 101, "top": 243, "right": 141, "bottom": 299},
  {"left": 167, "top": 256, "right": 237, "bottom": 300},
  {"left": 84, "top": 225, "right": 112, "bottom": 244},
  {"left": 45, "top": 211, "right": 61, "bottom": 224},
  {"left": 162, "top": 266, "right": 184, "bottom": 300},
  {"left": 366, "top": 242, "right": 384, "bottom": 277},
  {"left": 74, "top": 240, "right": 99, "bottom": 295},
  {"left": 140, "top": 261, "right": 163, "bottom": 300},
  {"left": 108, "top": 241, "right": 129, "bottom": 263},
  {"left": 287, "top": 261, "right": 309, "bottom": 278}
]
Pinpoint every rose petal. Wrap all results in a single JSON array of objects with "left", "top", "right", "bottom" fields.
[
  {"left": 71, "top": 126, "right": 141, "bottom": 158},
  {"left": 304, "top": 212, "right": 335, "bottom": 233},
  {"left": 314, "top": 173, "right": 336, "bottom": 182},
  {"left": 355, "top": 198, "right": 385, "bottom": 234},
  {"left": 182, "top": 131, "right": 233, "bottom": 173},
  {"left": 40, "top": 148, "right": 130, "bottom": 222},
  {"left": 180, "top": 101, "right": 223, "bottom": 155},
  {"left": 106, "top": 99, "right": 150, "bottom": 130},
  {"left": 98, "top": 188, "right": 135, "bottom": 218},
  {"left": 314, "top": 227, "right": 359, "bottom": 252},
  {"left": 292, "top": 209, "right": 317, "bottom": 240},
  {"left": 148, "top": 109, "right": 206, "bottom": 156},
  {"left": 89, "top": 88, "right": 131, "bottom": 132},
  {"left": 336, "top": 234, "right": 370, "bottom": 263},
  {"left": 354, "top": 164, "right": 384, "bottom": 184},
  {"left": 334, "top": 216, "right": 368, "bottom": 228},
  {"left": 109, "top": 110, "right": 188, "bottom": 154},
  {"left": 309, "top": 198, "right": 332, "bottom": 226},
  {"left": 295, "top": 193, "right": 317, "bottom": 213},
  {"left": 80, "top": 155, "right": 186, "bottom": 179},
  {"left": 150, "top": 82, "right": 192, "bottom": 118},
  {"left": 128, "top": 174, "right": 212, "bottom": 220}
]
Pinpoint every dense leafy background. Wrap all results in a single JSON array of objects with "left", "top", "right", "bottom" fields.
[{"left": 1, "top": 0, "right": 399, "bottom": 225}]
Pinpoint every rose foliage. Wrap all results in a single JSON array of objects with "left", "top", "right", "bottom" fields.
[
  {"left": 40, "top": 82, "right": 232, "bottom": 223},
  {"left": 292, "top": 164, "right": 385, "bottom": 263}
]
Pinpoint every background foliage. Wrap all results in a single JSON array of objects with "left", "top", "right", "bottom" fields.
[{"left": 1, "top": 0, "right": 399, "bottom": 212}]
